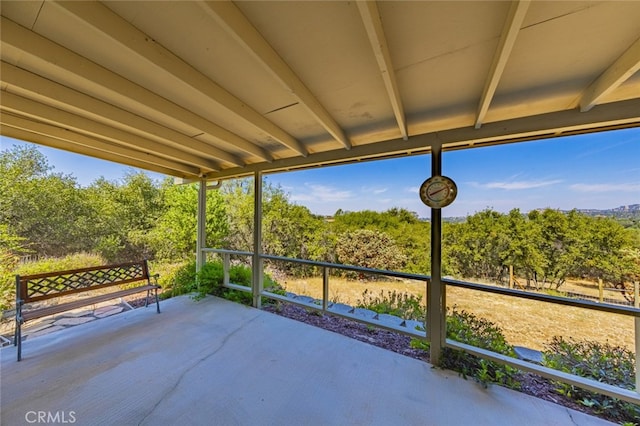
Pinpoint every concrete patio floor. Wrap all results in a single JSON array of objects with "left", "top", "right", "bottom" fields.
[{"left": 1, "top": 295, "right": 612, "bottom": 426}]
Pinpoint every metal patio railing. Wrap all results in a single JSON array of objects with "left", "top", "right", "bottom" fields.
[{"left": 202, "top": 248, "right": 640, "bottom": 405}]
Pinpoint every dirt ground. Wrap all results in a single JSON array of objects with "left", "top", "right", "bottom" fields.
[{"left": 281, "top": 275, "right": 637, "bottom": 352}]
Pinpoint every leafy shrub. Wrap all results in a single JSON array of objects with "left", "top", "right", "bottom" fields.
[
  {"left": 411, "top": 308, "right": 520, "bottom": 389},
  {"left": 220, "top": 265, "right": 284, "bottom": 306},
  {"left": 196, "top": 262, "right": 225, "bottom": 298},
  {"left": 148, "top": 260, "right": 189, "bottom": 296},
  {"left": 12, "top": 253, "right": 106, "bottom": 276},
  {"left": 164, "top": 260, "right": 283, "bottom": 306},
  {"left": 230, "top": 264, "right": 251, "bottom": 286},
  {"left": 356, "top": 289, "right": 425, "bottom": 321},
  {"left": 165, "top": 260, "right": 222, "bottom": 299},
  {"left": 335, "top": 230, "right": 407, "bottom": 279},
  {"left": 0, "top": 266, "right": 13, "bottom": 311},
  {"left": 543, "top": 336, "right": 639, "bottom": 423},
  {"left": 164, "top": 260, "right": 198, "bottom": 297},
  {"left": 0, "top": 225, "right": 30, "bottom": 311},
  {"left": 0, "top": 250, "right": 20, "bottom": 311}
]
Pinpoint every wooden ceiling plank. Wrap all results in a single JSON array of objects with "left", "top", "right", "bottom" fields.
[
  {"left": 204, "top": 98, "right": 640, "bottom": 181},
  {"left": 475, "top": 0, "right": 530, "bottom": 129},
  {"left": 2, "top": 126, "right": 193, "bottom": 178},
  {"left": 199, "top": 1, "right": 351, "bottom": 150},
  {"left": 0, "top": 91, "right": 221, "bottom": 172},
  {"left": 52, "top": 1, "right": 307, "bottom": 157},
  {"left": 1, "top": 113, "right": 201, "bottom": 176},
  {"left": 0, "top": 61, "right": 245, "bottom": 167},
  {"left": 356, "top": 1, "right": 407, "bottom": 140},
  {"left": 580, "top": 36, "right": 640, "bottom": 112},
  {"left": 0, "top": 17, "right": 272, "bottom": 163}
]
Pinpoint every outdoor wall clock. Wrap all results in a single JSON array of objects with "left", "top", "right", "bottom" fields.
[{"left": 419, "top": 175, "right": 457, "bottom": 208}]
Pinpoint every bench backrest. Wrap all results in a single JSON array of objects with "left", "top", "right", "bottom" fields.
[{"left": 16, "top": 260, "right": 151, "bottom": 304}]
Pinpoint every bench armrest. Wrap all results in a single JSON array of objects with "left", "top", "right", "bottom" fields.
[{"left": 150, "top": 273, "right": 161, "bottom": 287}]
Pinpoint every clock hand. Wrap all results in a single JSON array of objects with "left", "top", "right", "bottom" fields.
[{"left": 428, "top": 187, "right": 448, "bottom": 197}]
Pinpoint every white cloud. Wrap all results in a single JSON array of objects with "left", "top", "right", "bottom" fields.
[
  {"left": 290, "top": 193, "right": 314, "bottom": 202},
  {"left": 290, "top": 183, "right": 353, "bottom": 203},
  {"left": 470, "top": 179, "right": 563, "bottom": 190},
  {"left": 569, "top": 183, "right": 640, "bottom": 193},
  {"left": 361, "top": 186, "right": 388, "bottom": 195}
]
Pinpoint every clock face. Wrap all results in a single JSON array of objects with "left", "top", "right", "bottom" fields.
[{"left": 419, "top": 176, "right": 457, "bottom": 208}]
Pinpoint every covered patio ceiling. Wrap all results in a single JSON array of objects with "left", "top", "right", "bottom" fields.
[{"left": 1, "top": 1, "right": 639, "bottom": 181}]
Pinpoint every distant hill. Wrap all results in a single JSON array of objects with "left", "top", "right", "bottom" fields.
[
  {"left": 440, "top": 204, "right": 640, "bottom": 223},
  {"left": 565, "top": 204, "right": 640, "bottom": 219}
]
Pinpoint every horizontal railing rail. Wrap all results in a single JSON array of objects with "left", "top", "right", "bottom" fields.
[
  {"left": 203, "top": 248, "right": 429, "bottom": 338},
  {"left": 261, "top": 254, "right": 429, "bottom": 281},
  {"left": 444, "top": 278, "right": 640, "bottom": 317},
  {"left": 201, "top": 248, "right": 640, "bottom": 405},
  {"left": 204, "top": 248, "right": 428, "bottom": 281}
]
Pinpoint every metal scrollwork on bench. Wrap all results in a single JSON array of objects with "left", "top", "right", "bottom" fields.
[
  {"left": 25, "top": 263, "right": 145, "bottom": 300},
  {"left": 14, "top": 260, "right": 160, "bottom": 361}
]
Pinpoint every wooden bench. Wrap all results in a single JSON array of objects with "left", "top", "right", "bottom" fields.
[{"left": 14, "top": 260, "right": 160, "bottom": 361}]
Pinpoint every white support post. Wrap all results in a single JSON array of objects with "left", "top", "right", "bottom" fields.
[
  {"left": 252, "top": 171, "right": 263, "bottom": 308},
  {"left": 196, "top": 179, "right": 207, "bottom": 276}
]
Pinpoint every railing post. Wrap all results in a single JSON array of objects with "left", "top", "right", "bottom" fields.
[
  {"left": 322, "top": 267, "right": 329, "bottom": 311},
  {"left": 598, "top": 278, "right": 604, "bottom": 303},
  {"left": 509, "top": 265, "right": 514, "bottom": 289},
  {"left": 223, "top": 253, "right": 230, "bottom": 287},
  {"left": 635, "top": 281, "right": 639, "bottom": 393}
]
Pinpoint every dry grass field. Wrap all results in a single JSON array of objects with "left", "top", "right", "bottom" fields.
[{"left": 281, "top": 275, "right": 636, "bottom": 352}]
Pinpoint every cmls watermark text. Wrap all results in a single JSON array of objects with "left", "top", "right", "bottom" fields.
[{"left": 25, "top": 411, "right": 76, "bottom": 424}]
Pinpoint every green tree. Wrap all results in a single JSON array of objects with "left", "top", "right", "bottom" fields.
[
  {"left": 221, "top": 179, "right": 255, "bottom": 252},
  {"left": 221, "top": 178, "right": 330, "bottom": 273},
  {"left": 499, "top": 209, "right": 544, "bottom": 287},
  {"left": 527, "top": 209, "right": 583, "bottom": 289},
  {"left": 149, "top": 181, "right": 229, "bottom": 260},
  {"left": 0, "top": 146, "right": 91, "bottom": 256},
  {"left": 443, "top": 209, "right": 508, "bottom": 281},
  {"left": 85, "top": 172, "right": 164, "bottom": 262},
  {"left": 575, "top": 215, "right": 637, "bottom": 285}
]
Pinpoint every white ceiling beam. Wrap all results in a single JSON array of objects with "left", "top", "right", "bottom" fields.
[
  {"left": 199, "top": 0, "right": 352, "bottom": 150},
  {"left": 356, "top": 1, "right": 407, "bottom": 141},
  {"left": 205, "top": 98, "right": 640, "bottom": 181},
  {"left": 52, "top": 2, "right": 307, "bottom": 157},
  {"left": 0, "top": 17, "right": 272, "bottom": 163},
  {"left": 580, "top": 36, "right": 640, "bottom": 112},
  {"left": 0, "top": 90, "right": 221, "bottom": 172},
  {"left": 1, "top": 113, "right": 201, "bottom": 177},
  {"left": 0, "top": 61, "right": 244, "bottom": 167},
  {"left": 475, "top": 0, "right": 530, "bottom": 129},
  {"left": 3, "top": 126, "right": 192, "bottom": 178}
]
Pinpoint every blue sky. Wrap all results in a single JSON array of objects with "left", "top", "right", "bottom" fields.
[{"left": 2, "top": 127, "right": 639, "bottom": 218}]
